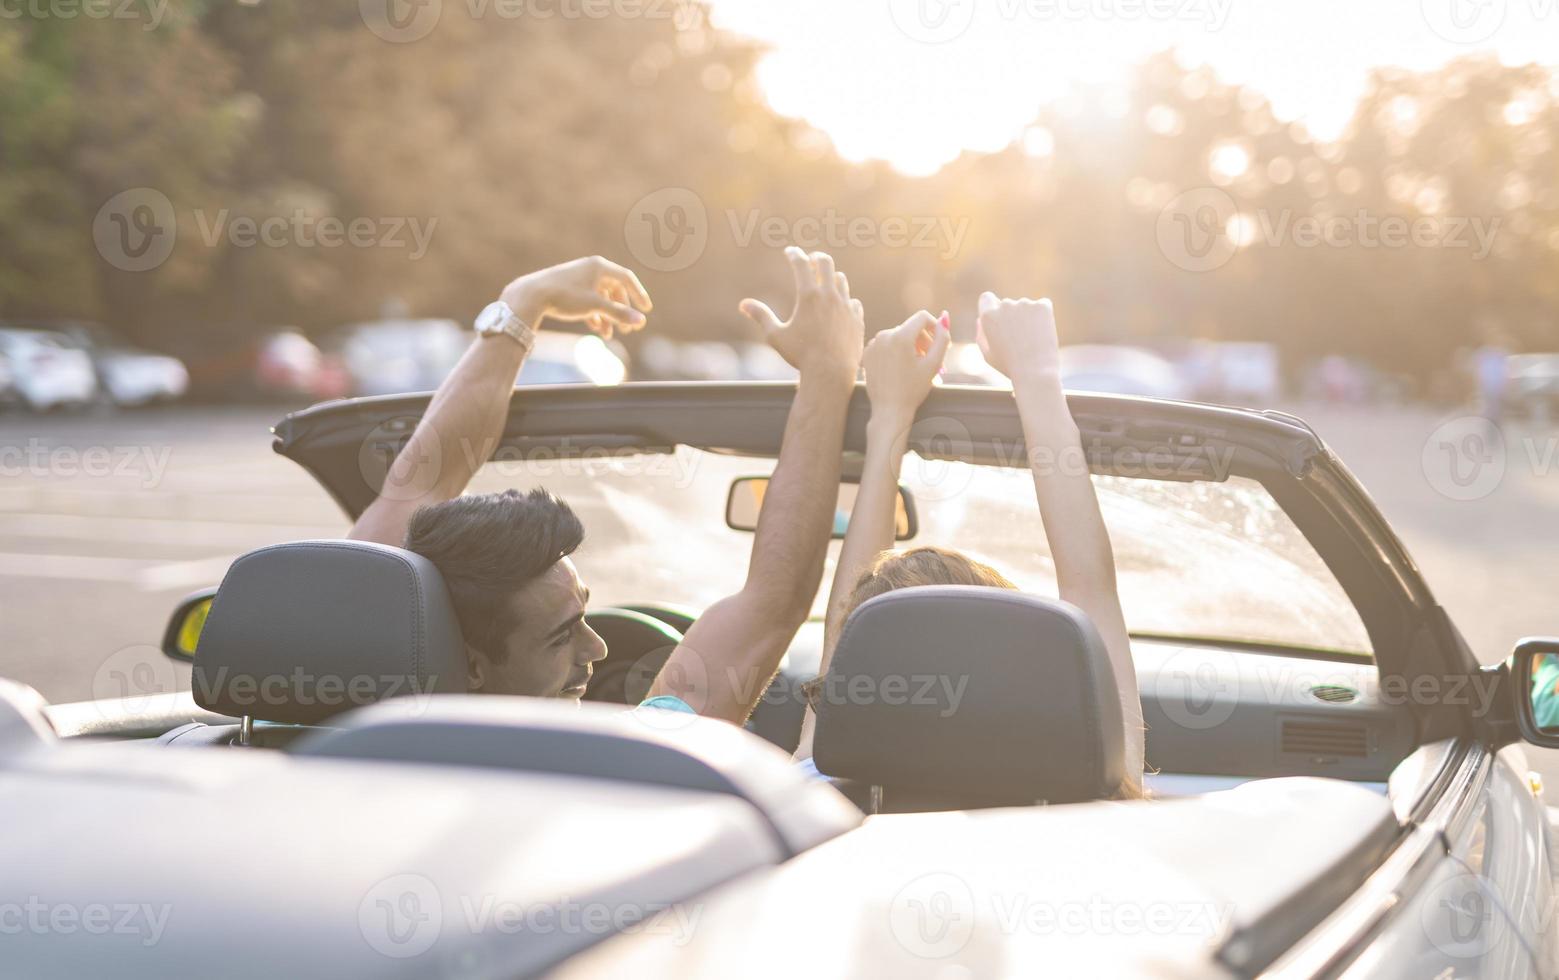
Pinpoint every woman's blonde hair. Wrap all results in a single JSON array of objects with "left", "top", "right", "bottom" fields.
[
  {"left": 838, "top": 545, "right": 1146, "bottom": 801},
  {"left": 842, "top": 546, "right": 1018, "bottom": 621}
]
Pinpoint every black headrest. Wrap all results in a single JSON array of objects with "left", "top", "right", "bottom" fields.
[
  {"left": 194, "top": 540, "right": 468, "bottom": 725},
  {"left": 813, "top": 586, "right": 1126, "bottom": 807}
]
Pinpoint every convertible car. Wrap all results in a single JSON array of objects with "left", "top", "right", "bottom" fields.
[{"left": 4, "top": 382, "right": 1559, "bottom": 978}]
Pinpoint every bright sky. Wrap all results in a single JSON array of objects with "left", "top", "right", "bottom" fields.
[{"left": 704, "top": 0, "right": 1559, "bottom": 175}]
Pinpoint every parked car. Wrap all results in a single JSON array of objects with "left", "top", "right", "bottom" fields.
[
  {"left": 324, "top": 318, "right": 468, "bottom": 396},
  {"left": 0, "top": 327, "right": 98, "bottom": 410},
  {"left": 6, "top": 383, "right": 1557, "bottom": 978},
  {"left": 0, "top": 349, "right": 17, "bottom": 407},
  {"left": 1182, "top": 340, "right": 1283, "bottom": 405},
  {"left": 181, "top": 329, "right": 350, "bottom": 403},
  {"left": 1058, "top": 344, "right": 1190, "bottom": 399},
  {"left": 1507, "top": 353, "right": 1559, "bottom": 422},
  {"left": 942, "top": 340, "right": 1009, "bottom": 386},
  {"left": 44, "top": 322, "right": 189, "bottom": 407},
  {"left": 517, "top": 331, "right": 627, "bottom": 386}
]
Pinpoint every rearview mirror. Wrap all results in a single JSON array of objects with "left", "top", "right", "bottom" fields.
[
  {"left": 726, "top": 477, "right": 917, "bottom": 541},
  {"left": 162, "top": 588, "right": 217, "bottom": 663},
  {"left": 1511, "top": 638, "right": 1559, "bottom": 747}
]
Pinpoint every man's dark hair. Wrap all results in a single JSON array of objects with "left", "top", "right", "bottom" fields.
[{"left": 404, "top": 489, "right": 584, "bottom": 661}]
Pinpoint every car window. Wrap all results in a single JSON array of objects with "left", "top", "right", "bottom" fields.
[{"left": 468, "top": 449, "right": 1372, "bottom": 658}]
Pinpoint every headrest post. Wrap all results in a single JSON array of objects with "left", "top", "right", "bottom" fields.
[
  {"left": 237, "top": 716, "right": 253, "bottom": 747},
  {"left": 869, "top": 785, "right": 883, "bottom": 815}
]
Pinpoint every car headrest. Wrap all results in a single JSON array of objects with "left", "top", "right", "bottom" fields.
[
  {"left": 813, "top": 586, "right": 1127, "bottom": 807},
  {"left": 193, "top": 540, "right": 467, "bottom": 725}
]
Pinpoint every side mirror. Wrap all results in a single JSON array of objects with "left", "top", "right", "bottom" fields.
[
  {"left": 162, "top": 587, "right": 217, "bottom": 663},
  {"left": 726, "top": 477, "right": 918, "bottom": 541},
  {"left": 1510, "top": 638, "right": 1559, "bottom": 747}
]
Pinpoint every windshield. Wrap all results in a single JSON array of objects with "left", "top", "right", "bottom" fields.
[{"left": 468, "top": 448, "right": 1372, "bottom": 658}]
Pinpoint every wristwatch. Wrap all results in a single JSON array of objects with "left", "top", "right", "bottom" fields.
[{"left": 474, "top": 300, "right": 535, "bottom": 350}]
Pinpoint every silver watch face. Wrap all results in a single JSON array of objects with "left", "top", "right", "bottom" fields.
[{"left": 475, "top": 301, "right": 509, "bottom": 335}]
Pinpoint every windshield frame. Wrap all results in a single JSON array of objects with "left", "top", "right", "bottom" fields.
[{"left": 273, "top": 382, "right": 1469, "bottom": 687}]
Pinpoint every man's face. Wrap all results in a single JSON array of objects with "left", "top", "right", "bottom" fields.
[{"left": 466, "top": 556, "right": 608, "bottom": 699}]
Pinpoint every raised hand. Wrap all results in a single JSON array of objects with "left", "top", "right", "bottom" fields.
[
  {"left": 499, "top": 255, "right": 653, "bottom": 339},
  {"left": 863, "top": 310, "right": 951, "bottom": 424},
  {"left": 739, "top": 247, "right": 865, "bottom": 385},
  {"left": 975, "top": 291, "right": 1061, "bottom": 384}
]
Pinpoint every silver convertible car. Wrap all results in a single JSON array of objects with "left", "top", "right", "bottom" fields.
[{"left": 4, "top": 382, "right": 1559, "bottom": 978}]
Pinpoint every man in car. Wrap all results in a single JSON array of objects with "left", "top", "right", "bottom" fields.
[{"left": 350, "top": 249, "right": 864, "bottom": 723}]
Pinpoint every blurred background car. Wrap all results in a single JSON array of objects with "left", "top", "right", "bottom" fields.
[
  {"left": 324, "top": 318, "right": 467, "bottom": 397},
  {"left": 0, "top": 350, "right": 17, "bottom": 408},
  {"left": 1181, "top": 341, "right": 1283, "bottom": 404},
  {"left": 1507, "top": 353, "right": 1559, "bottom": 423},
  {"left": 180, "top": 329, "right": 350, "bottom": 403},
  {"left": 518, "top": 332, "right": 627, "bottom": 387},
  {"left": 942, "top": 341, "right": 1009, "bottom": 387},
  {"left": 49, "top": 322, "right": 189, "bottom": 408},
  {"left": 1058, "top": 344, "right": 1190, "bottom": 400},
  {"left": 0, "top": 327, "right": 98, "bottom": 411}
]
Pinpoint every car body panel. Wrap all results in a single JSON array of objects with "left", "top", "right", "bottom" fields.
[{"left": 0, "top": 738, "right": 784, "bottom": 980}]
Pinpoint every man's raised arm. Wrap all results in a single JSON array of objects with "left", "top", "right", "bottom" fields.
[
  {"left": 648, "top": 247, "right": 864, "bottom": 723},
  {"left": 349, "top": 257, "right": 652, "bottom": 546}
]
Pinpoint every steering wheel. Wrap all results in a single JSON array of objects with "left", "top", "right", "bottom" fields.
[{"left": 582, "top": 607, "right": 684, "bottom": 705}]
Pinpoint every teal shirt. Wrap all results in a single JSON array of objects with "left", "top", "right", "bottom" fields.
[
  {"left": 637, "top": 695, "right": 695, "bottom": 714},
  {"left": 633, "top": 695, "right": 825, "bottom": 781}
]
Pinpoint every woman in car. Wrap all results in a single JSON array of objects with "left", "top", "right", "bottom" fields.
[{"left": 793, "top": 293, "right": 1146, "bottom": 797}]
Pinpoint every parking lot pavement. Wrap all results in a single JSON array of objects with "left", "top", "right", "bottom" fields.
[
  {"left": 1, "top": 400, "right": 1556, "bottom": 782},
  {"left": 0, "top": 407, "right": 346, "bottom": 704}
]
